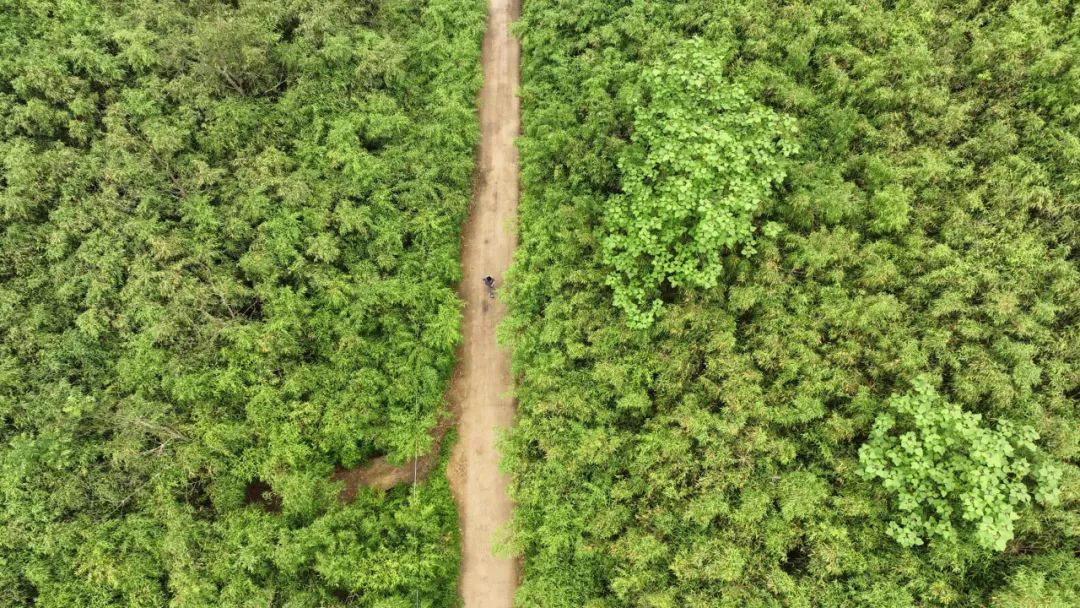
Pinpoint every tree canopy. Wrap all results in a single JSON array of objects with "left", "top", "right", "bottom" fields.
[
  {"left": 504, "top": 0, "right": 1079, "bottom": 606},
  {"left": 0, "top": 0, "right": 484, "bottom": 605},
  {"left": 603, "top": 38, "right": 798, "bottom": 327}
]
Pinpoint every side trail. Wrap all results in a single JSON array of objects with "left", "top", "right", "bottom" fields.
[{"left": 333, "top": 1, "right": 522, "bottom": 606}]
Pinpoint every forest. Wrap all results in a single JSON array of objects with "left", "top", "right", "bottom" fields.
[
  {"left": 0, "top": 0, "right": 484, "bottom": 605},
  {"left": 3, "top": 0, "right": 1080, "bottom": 607},
  {"left": 504, "top": 0, "right": 1079, "bottom": 606}
]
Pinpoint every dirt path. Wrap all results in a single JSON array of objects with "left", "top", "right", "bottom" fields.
[
  {"left": 327, "top": 1, "right": 522, "bottom": 603},
  {"left": 330, "top": 416, "right": 452, "bottom": 499},
  {"left": 446, "top": 0, "right": 522, "bottom": 606}
]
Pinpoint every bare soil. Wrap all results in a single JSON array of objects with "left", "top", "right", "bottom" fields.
[
  {"left": 446, "top": 0, "right": 523, "bottom": 605},
  {"left": 330, "top": 415, "right": 453, "bottom": 500},
  {"left": 329, "top": 1, "right": 522, "bottom": 604}
]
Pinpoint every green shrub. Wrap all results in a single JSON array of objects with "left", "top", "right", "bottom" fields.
[
  {"left": 859, "top": 377, "right": 1062, "bottom": 551},
  {"left": 602, "top": 39, "right": 798, "bottom": 328}
]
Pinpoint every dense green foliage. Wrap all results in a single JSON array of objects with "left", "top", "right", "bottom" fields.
[
  {"left": 0, "top": 0, "right": 483, "bottom": 605},
  {"left": 859, "top": 377, "right": 1061, "bottom": 551},
  {"left": 603, "top": 39, "right": 798, "bottom": 327},
  {"left": 505, "top": 0, "right": 1079, "bottom": 606}
]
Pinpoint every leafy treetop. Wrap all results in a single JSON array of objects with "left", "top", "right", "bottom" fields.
[
  {"left": 603, "top": 38, "right": 798, "bottom": 327},
  {"left": 860, "top": 376, "right": 1063, "bottom": 551}
]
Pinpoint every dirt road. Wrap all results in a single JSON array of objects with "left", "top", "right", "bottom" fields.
[
  {"left": 328, "top": 1, "right": 522, "bottom": 602},
  {"left": 446, "top": 0, "right": 522, "bottom": 606}
]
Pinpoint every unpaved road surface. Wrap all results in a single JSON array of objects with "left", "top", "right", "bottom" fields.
[
  {"left": 447, "top": 0, "right": 522, "bottom": 606},
  {"left": 330, "top": 416, "right": 451, "bottom": 499},
  {"left": 328, "top": 1, "right": 522, "bottom": 602}
]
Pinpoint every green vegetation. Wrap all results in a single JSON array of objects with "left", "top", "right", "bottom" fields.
[
  {"left": 859, "top": 376, "right": 1062, "bottom": 551},
  {"left": 603, "top": 39, "right": 798, "bottom": 328},
  {"left": 0, "top": 0, "right": 483, "bottom": 605},
  {"left": 506, "top": 0, "right": 1079, "bottom": 606}
]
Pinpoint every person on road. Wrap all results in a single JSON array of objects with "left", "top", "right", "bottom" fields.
[{"left": 482, "top": 275, "right": 495, "bottom": 299}]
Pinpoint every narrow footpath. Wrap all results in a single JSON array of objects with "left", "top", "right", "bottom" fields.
[{"left": 446, "top": 0, "right": 522, "bottom": 606}]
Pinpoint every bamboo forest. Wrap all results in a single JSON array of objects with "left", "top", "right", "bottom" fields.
[{"left": 0, "top": 1, "right": 1077, "bottom": 607}]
